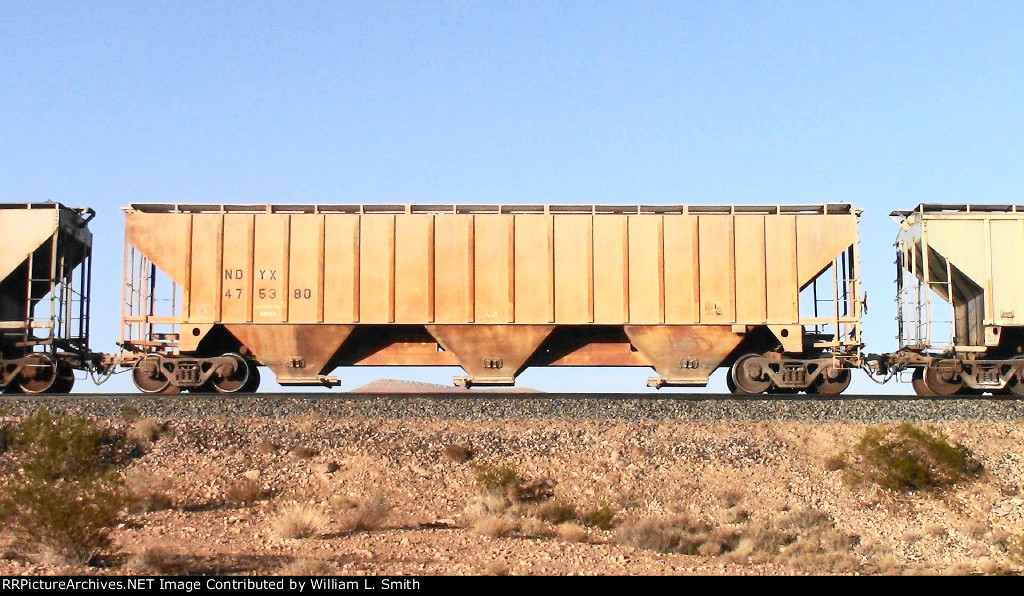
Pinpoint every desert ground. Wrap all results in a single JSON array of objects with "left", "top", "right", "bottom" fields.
[{"left": 0, "top": 390, "right": 1022, "bottom": 576}]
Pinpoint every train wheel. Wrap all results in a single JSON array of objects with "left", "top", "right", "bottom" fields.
[
  {"left": 729, "top": 354, "right": 771, "bottom": 395},
  {"left": 1007, "top": 375, "right": 1024, "bottom": 397},
  {"left": 726, "top": 372, "right": 741, "bottom": 394},
  {"left": 242, "top": 365, "right": 261, "bottom": 393},
  {"left": 211, "top": 353, "right": 250, "bottom": 394},
  {"left": 813, "top": 366, "right": 851, "bottom": 395},
  {"left": 17, "top": 354, "right": 57, "bottom": 394},
  {"left": 923, "top": 364, "right": 962, "bottom": 396},
  {"left": 725, "top": 372, "right": 737, "bottom": 394},
  {"left": 910, "top": 368, "right": 936, "bottom": 396},
  {"left": 51, "top": 362, "right": 76, "bottom": 394},
  {"left": 132, "top": 355, "right": 172, "bottom": 394}
]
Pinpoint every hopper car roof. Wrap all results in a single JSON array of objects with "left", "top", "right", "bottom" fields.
[
  {"left": 0, "top": 201, "right": 93, "bottom": 215},
  {"left": 891, "top": 204, "right": 1024, "bottom": 218},
  {"left": 125, "top": 203, "right": 857, "bottom": 215}
]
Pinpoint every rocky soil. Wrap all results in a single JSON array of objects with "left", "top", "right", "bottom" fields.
[{"left": 1, "top": 392, "right": 1023, "bottom": 576}]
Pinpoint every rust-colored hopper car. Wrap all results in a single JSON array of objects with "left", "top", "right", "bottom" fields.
[
  {"left": 120, "top": 203, "right": 864, "bottom": 394},
  {"left": 0, "top": 203, "right": 100, "bottom": 393}
]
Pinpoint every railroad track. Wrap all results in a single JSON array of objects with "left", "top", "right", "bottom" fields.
[{"left": 2, "top": 392, "right": 1024, "bottom": 421}]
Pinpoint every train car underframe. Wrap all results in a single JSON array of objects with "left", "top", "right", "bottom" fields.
[
  {"left": 120, "top": 281, "right": 863, "bottom": 396},
  {"left": 882, "top": 328, "right": 1024, "bottom": 397},
  {"left": 121, "top": 321, "right": 861, "bottom": 395}
]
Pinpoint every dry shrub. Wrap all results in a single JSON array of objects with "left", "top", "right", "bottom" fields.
[
  {"left": 721, "top": 506, "right": 750, "bottom": 525},
  {"left": 131, "top": 418, "right": 162, "bottom": 443},
  {"left": 443, "top": 444, "right": 474, "bottom": 463},
  {"left": 966, "top": 520, "right": 989, "bottom": 539},
  {"left": 775, "top": 522, "right": 860, "bottom": 569},
  {"left": 474, "top": 463, "right": 554, "bottom": 503},
  {"left": 944, "top": 562, "right": 974, "bottom": 576},
  {"left": 823, "top": 453, "right": 847, "bottom": 472},
  {"left": 969, "top": 544, "right": 989, "bottom": 558},
  {"left": 618, "top": 507, "right": 867, "bottom": 574},
  {"left": 339, "top": 493, "right": 392, "bottom": 532},
  {"left": 518, "top": 517, "right": 548, "bottom": 538},
  {"left": 274, "top": 505, "right": 327, "bottom": 539},
  {"left": 0, "top": 410, "right": 130, "bottom": 565},
  {"left": 716, "top": 488, "right": 743, "bottom": 508},
  {"left": 615, "top": 515, "right": 737, "bottom": 555},
  {"left": 581, "top": 504, "right": 618, "bottom": 530},
  {"left": 925, "top": 523, "right": 948, "bottom": 538},
  {"left": 1003, "top": 534, "right": 1024, "bottom": 563},
  {"left": 531, "top": 500, "right": 577, "bottom": 524},
  {"left": 556, "top": 523, "right": 588, "bottom": 543},
  {"left": 125, "top": 470, "right": 174, "bottom": 512},
  {"left": 472, "top": 515, "right": 514, "bottom": 538},
  {"left": 734, "top": 509, "right": 862, "bottom": 572},
  {"left": 723, "top": 535, "right": 756, "bottom": 561},
  {"left": 329, "top": 495, "right": 359, "bottom": 511},
  {"left": 845, "top": 424, "right": 981, "bottom": 491},
  {"left": 224, "top": 477, "right": 266, "bottom": 506},
  {"left": 515, "top": 478, "right": 556, "bottom": 502},
  {"left": 978, "top": 558, "right": 1006, "bottom": 575},
  {"left": 463, "top": 492, "right": 510, "bottom": 524},
  {"left": 872, "top": 554, "right": 903, "bottom": 575},
  {"left": 466, "top": 493, "right": 572, "bottom": 538}
]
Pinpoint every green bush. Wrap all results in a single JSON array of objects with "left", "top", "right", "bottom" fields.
[
  {"left": 119, "top": 404, "right": 141, "bottom": 422},
  {"left": 474, "top": 464, "right": 522, "bottom": 494},
  {"left": 847, "top": 423, "right": 981, "bottom": 491},
  {"left": 0, "top": 409, "right": 130, "bottom": 565},
  {"left": 1, "top": 478, "right": 127, "bottom": 564}
]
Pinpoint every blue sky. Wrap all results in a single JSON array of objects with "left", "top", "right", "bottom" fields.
[{"left": 3, "top": 2, "right": 1023, "bottom": 393}]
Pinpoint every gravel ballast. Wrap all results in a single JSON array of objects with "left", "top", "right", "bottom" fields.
[{"left": 3, "top": 393, "right": 1024, "bottom": 421}]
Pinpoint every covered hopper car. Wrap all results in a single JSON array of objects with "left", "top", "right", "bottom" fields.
[
  {"left": 0, "top": 203, "right": 106, "bottom": 393},
  {"left": 881, "top": 204, "right": 1024, "bottom": 396},
  {"left": 119, "top": 203, "right": 864, "bottom": 395}
]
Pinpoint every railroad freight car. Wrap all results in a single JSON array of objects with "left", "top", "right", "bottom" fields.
[
  {"left": 119, "top": 203, "right": 864, "bottom": 394},
  {"left": 0, "top": 203, "right": 100, "bottom": 393},
  {"left": 884, "top": 204, "right": 1024, "bottom": 396}
]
